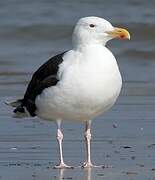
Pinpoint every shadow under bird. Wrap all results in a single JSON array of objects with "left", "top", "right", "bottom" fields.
[{"left": 7, "top": 16, "right": 130, "bottom": 168}]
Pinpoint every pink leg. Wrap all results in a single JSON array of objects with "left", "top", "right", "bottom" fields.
[
  {"left": 54, "top": 119, "right": 73, "bottom": 169},
  {"left": 82, "top": 120, "right": 93, "bottom": 168},
  {"left": 82, "top": 120, "right": 108, "bottom": 168}
]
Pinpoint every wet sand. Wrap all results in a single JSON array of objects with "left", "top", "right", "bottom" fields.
[{"left": 0, "top": 81, "right": 155, "bottom": 180}]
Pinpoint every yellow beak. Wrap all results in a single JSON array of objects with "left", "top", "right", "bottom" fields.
[{"left": 106, "top": 27, "right": 130, "bottom": 40}]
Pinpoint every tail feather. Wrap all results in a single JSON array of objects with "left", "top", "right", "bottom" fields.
[
  {"left": 5, "top": 99, "right": 23, "bottom": 107},
  {"left": 13, "top": 106, "right": 25, "bottom": 113},
  {"left": 5, "top": 99, "right": 28, "bottom": 118}
]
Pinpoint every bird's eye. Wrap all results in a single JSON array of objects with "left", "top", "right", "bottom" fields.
[{"left": 89, "top": 24, "right": 95, "bottom": 28}]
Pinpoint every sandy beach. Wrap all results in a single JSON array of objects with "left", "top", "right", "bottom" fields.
[{"left": 1, "top": 87, "right": 155, "bottom": 179}]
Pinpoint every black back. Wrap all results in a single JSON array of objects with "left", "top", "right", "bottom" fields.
[{"left": 16, "top": 52, "right": 66, "bottom": 116}]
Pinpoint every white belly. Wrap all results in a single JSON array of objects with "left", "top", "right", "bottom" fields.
[{"left": 35, "top": 48, "right": 122, "bottom": 122}]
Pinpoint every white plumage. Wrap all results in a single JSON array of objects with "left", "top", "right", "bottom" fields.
[{"left": 36, "top": 45, "right": 122, "bottom": 122}]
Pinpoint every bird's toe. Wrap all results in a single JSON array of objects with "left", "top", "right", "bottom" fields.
[{"left": 53, "top": 163, "right": 74, "bottom": 169}]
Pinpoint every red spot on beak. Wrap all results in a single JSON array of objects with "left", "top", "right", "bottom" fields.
[{"left": 120, "top": 34, "right": 125, "bottom": 39}]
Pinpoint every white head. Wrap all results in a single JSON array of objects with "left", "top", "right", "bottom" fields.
[{"left": 72, "top": 16, "right": 130, "bottom": 49}]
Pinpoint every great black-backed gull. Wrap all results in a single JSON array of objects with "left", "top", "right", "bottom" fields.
[{"left": 8, "top": 16, "right": 130, "bottom": 168}]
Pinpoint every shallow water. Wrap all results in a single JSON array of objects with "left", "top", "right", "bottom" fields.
[{"left": 0, "top": 0, "right": 155, "bottom": 180}]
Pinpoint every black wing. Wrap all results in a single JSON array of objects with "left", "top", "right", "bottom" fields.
[{"left": 15, "top": 52, "right": 66, "bottom": 117}]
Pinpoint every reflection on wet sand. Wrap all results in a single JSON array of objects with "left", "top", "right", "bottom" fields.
[
  {"left": 58, "top": 168, "right": 92, "bottom": 180},
  {"left": 58, "top": 169, "right": 65, "bottom": 180},
  {"left": 83, "top": 168, "right": 92, "bottom": 180}
]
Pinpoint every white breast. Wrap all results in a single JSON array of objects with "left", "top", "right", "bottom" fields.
[{"left": 35, "top": 45, "right": 122, "bottom": 122}]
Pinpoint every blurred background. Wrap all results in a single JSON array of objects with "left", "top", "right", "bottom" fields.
[
  {"left": 0, "top": 0, "right": 155, "bottom": 179},
  {"left": 0, "top": 0, "right": 155, "bottom": 96}
]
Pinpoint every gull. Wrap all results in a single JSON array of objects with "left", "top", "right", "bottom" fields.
[{"left": 8, "top": 16, "right": 130, "bottom": 168}]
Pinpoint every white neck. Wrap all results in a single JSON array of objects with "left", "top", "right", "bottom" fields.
[
  {"left": 72, "top": 29, "right": 109, "bottom": 51},
  {"left": 72, "top": 38, "right": 107, "bottom": 51}
]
